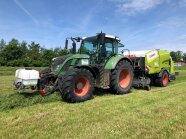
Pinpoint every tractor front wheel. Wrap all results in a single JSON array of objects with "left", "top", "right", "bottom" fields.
[{"left": 58, "top": 68, "right": 94, "bottom": 103}]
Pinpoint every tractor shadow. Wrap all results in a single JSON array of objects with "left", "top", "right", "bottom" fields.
[{"left": 94, "top": 88, "right": 113, "bottom": 96}]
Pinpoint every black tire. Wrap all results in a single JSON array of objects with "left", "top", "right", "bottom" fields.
[
  {"left": 110, "top": 60, "right": 133, "bottom": 94},
  {"left": 58, "top": 68, "right": 94, "bottom": 103},
  {"left": 145, "top": 85, "right": 151, "bottom": 91},
  {"left": 155, "top": 71, "right": 169, "bottom": 87}
]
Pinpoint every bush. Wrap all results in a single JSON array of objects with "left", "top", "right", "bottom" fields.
[
  {"left": 32, "top": 60, "right": 44, "bottom": 67},
  {"left": 0, "top": 59, "right": 5, "bottom": 66}
]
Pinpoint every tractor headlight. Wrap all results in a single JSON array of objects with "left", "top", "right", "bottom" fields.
[
  {"left": 55, "top": 65, "right": 60, "bottom": 71},
  {"left": 81, "top": 59, "right": 89, "bottom": 65}
]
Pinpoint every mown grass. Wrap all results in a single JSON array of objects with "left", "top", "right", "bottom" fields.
[
  {"left": 175, "top": 66, "right": 186, "bottom": 70},
  {"left": 0, "top": 68, "right": 185, "bottom": 138}
]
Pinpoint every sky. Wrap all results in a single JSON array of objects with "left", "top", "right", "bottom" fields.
[{"left": 0, "top": 0, "right": 186, "bottom": 52}]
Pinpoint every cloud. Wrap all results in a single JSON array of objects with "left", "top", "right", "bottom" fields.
[
  {"left": 109, "top": 0, "right": 186, "bottom": 16},
  {"left": 124, "top": 25, "right": 158, "bottom": 41},
  {"left": 13, "top": 0, "right": 39, "bottom": 24},
  {"left": 111, "top": 0, "right": 164, "bottom": 15},
  {"left": 157, "top": 17, "right": 186, "bottom": 29}
]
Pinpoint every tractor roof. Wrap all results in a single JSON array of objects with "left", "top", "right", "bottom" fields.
[
  {"left": 82, "top": 34, "right": 120, "bottom": 41},
  {"left": 105, "top": 34, "right": 120, "bottom": 41}
]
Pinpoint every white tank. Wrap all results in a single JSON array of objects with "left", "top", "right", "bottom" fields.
[{"left": 15, "top": 69, "right": 40, "bottom": 86}]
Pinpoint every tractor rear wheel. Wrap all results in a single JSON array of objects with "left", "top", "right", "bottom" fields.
[
  {"left": 110, "top": 60, "right": 133, "bottom": 94},
  {"left": 155, "top": 71, "right": 169, "bottom": 87},
  {"left": 58, "top": 68, "right": 94, "bottom": 103}
]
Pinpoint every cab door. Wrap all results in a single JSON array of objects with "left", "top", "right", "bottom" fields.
[{"left": 98, "top": 38, "right": 114, "bottom": 64}]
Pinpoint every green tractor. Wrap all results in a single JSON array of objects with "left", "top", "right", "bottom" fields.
[
  {"left": 38, "top": 33, "right": 134, "bottom": 102},
  {"left": 17, "top": 32, "right": 174, "bottom": 103}
]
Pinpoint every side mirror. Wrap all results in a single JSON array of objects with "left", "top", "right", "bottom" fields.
[
  {"left": 99, "top": 33, "right": 105, "bottom": 45},
  {"left": 65, "top": 39, "right": 68, "bottom": 49}
]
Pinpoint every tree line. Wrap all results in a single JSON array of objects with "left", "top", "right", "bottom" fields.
[
  {"left": 0, "top": 38, "right": 186, "bottom": 67},
  {"left": 0, "top": 38, "right": 68, "bottom": 67},
  {"left": 170, "top": 51, "right": 186, "bottom": 62}
]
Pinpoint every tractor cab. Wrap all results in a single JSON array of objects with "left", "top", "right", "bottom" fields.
[
  {"left": 49, "top": 33, "right": 125, "bottom": 73},
  {"left": 80, "top": 33, "right": 124, "bottom": 64}
]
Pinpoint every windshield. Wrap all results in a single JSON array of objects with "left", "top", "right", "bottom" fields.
[{"left": 80, "top": 37, "right": 97, "bottom": 54}]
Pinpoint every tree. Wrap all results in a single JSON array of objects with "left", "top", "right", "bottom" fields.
[
  {"left": 41, "top": 49, "right": 57, "bottom": 66},
  {"left": 53, "top": 47, "right": 61, "bottom": 54},
  {"left": 0, "top": 39, "right": 6, "bottom": 65},
  {"left": 183, "top": 53, "right": 186, "bottom": 63},
  {"left": 1, "top": 38, "right": 23, "bottom": 61},
  {"left": 58, "top": 48, "right": 68, "bottom": 56},
  {"left": 53, "top": 47, "right": 68, "bottom": 56},
  {"left": 20, "top": 41, "right": 28, "bottom": 58},
  {"left": 0, "top": 39, "right": 6, "bottom": 50},
  {"left": 170, "top": 51, "right": 183, "bottom": 62},
  {"left": 176, "top": 51, "right": 183, "bottom": 61},
  {"left": 28, "top": 41, "right": 41, "bottom": 60}
]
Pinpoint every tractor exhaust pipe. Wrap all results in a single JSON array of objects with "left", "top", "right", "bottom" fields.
[
  {"left": 71, "top": 38, "right": 76, "bottom": 54},
  {"left": 65, "top": 39, "right": 68, "bottom": 50}
]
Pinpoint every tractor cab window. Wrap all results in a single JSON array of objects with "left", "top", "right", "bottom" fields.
[
  {"left": 80, "top": 37, "right": 97, "bottom": 55},
  {"left": 105, "top": 40, "right": 113, "bottom": 54},
  {"left": 100, "top": 38, "right": 113, "bottom": 57}
]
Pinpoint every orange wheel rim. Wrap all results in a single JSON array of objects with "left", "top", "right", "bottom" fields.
[
  {"left": 162, "top": 74, "right": 168, "bottom": 85},
  {"left": 119, "top": 68, "right": 131, "bottom": 88},
  {"left": 74, "top": 76, "right": 90, "bottom": 96}
]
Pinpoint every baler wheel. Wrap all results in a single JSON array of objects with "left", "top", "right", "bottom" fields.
[{"left": 155, "top": 71, "right": 169, "bottom": 87}]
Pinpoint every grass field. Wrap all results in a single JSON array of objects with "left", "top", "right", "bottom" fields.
[
  {"left": 0, "top": 67, "right": 45, "bottom": 76},
  {"left": 175, "top": 66, "right": 186, "bottom": 70},
  {"left": 0, "top": 67, "right": 186, "bottom": 139}
]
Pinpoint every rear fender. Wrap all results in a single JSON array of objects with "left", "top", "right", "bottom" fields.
[{"left": 104, "top": 55, "right": 133, "bottom": 70}]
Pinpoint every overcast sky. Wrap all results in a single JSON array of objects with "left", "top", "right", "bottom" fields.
[{"left": 0, "top": 0, "right": 186, "bottom": 52}]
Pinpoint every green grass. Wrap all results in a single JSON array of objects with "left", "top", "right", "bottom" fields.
[
  {"left": 0, "top": 68, "right": 186, "bottom": 139},
  {"left": 0, "top": 66, "right": 45, "bottom": 76},
  {"left": 175, "top": 66, "right": 186, "bottom": 70}
]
